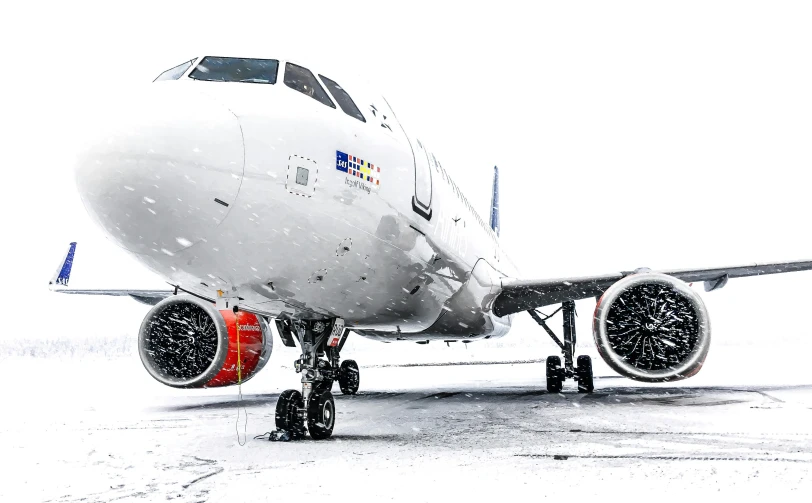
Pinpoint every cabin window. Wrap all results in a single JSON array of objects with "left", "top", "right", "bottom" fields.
[
  {"left": 188, "top": 57, "right": 279, "bottom": 84},
  {"left": 153, "top": 59, "right": 196, "bottom": 82},
  {"left": 320, "top": 75, "right": 365, "bottom": 122},
  {"left": 284, "top": 63, "right": 335, "bottom": 108}
]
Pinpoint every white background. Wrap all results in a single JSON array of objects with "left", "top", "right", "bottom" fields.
[{"left": 2, "top": 0, "right": 811, "bottom": 350}]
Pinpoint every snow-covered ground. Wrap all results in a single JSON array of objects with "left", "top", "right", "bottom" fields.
[{"left": 2, "top": 334, "right": 812, "bottom": 502}]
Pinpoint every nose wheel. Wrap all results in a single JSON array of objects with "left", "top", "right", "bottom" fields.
[
  {"left": 275, "top": 389, "right": 306, "bottom": 437},
  {"left": 274, "top": 387, "right": 337, "bottom": 440},
  {"left": 530, "top": 301, "right": 594, "bottom": 393},
  {"left": 307, "top": 388, "right": 336, "bottom": 440}
]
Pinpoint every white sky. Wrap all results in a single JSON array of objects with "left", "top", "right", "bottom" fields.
[{"left": 2, "top": 1, "right": 812, "bottom": 347}]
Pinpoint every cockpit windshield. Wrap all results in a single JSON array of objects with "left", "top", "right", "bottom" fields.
[
  {"left": 320, "top": 75, "right": 365, "bottom": 122},
  {"left": 284, "top": 63, "right": 335, "bottom": 108},
  {"left": 188, "top": 57, "right": 279, "bottom": 84}
]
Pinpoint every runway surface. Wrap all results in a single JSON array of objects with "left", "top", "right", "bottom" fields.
[{"left": 2, "top": 343, "right": 812, "bottom": 502}]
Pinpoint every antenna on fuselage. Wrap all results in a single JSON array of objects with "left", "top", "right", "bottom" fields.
[{"left": 489, "top": 166, "right": 500, "bottom": 237}]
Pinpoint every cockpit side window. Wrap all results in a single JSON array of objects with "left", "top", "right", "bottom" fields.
[
  {"left": 319, "top": 75, "right": 365, "bottom": 122},
  {"left": 284, "top": 63, "right": 335, "bottom": 109},
  {"left": 153, "top": 58, "right": 197, "bottom": 82},
  {"left": 188, "top": 57, "right": 279, "bottom": 84}
]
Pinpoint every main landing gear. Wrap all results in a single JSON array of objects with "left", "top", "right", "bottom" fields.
[
  {"left": 274, "top": 319, "right": 359, "bottom": 440},
  {"left": 528, "top": 300, "right": 594, "bottom": 394}
]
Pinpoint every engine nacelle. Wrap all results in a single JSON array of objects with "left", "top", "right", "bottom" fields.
[
  {"left": 138, "top": 296, "right": 273, "bottom": 388},
  {"left": 593, "top": 273, "right": 711, "bottom": 382}
]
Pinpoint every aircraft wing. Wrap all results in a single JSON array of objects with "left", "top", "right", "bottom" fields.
[
  {"left": 49, "top": 242, "right": 174, "bottom": 306},
  {"left": 492, "top": 259, "right": 812, "bottom": 317},
  {"left": 51, "top": 288, "right": 174, "bottom": 305}
]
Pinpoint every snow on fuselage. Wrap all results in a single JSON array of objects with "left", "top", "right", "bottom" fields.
[{"left": 74, "top": 55, "right": 516, "bottom": 340}]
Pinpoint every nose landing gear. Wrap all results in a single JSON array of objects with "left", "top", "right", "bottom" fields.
[
  {"left": 529, "top": 300, "right": 594, "bottom": 393},
  {"left": 274, "top": 318, "right": 357, "bottom": 440}
]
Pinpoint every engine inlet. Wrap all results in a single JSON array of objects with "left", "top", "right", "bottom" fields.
[
  {"left": 138, "top": 296, "right": 229, "bottom": 388},
  {"left": 142, "top": 302, "right": 219, "bottom": 379},
  {"left": 605, "top": 282, "right": 700, "bottom": 371},
  {"left": 593, "top": 273, "right": 711, "bottom": 382}
]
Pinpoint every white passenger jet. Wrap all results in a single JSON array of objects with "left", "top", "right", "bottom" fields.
[{"left": 51, "top": 55, "right": 812, "bottom": 439}]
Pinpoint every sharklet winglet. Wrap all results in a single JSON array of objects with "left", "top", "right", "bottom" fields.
[{"left": 50, "top": 242, "right": 77, "bottom": 288}]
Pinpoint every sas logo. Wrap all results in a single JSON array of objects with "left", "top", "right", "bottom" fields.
[{"left": 336, "top": 151, "right": 381, "bottom": 188}]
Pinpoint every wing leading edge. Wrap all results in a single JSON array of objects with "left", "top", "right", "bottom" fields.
[
  {"left": 52, "top": 288, "right": 174, "bottom": 306},
  {"left": 48, "top": 242, "right": 174, "bottom": 306},
  {"left": 492, "top": 259, "right": 812, "bottom": 317}
]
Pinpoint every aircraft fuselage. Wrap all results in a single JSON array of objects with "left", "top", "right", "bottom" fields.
[{"left": 75, "top": 56, "right": 516, "bottom": 341}]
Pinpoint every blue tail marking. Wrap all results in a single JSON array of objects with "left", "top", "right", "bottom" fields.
[
  {"left": 489, "top": 166, "right": 500, "bottom": 237},
  {"left": 50, "top": 242, "right": 76, "bottom": 287}
]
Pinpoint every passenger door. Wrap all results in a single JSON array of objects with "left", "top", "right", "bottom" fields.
[
  {"left": 372, "top": 96, "right": 433, "bottom": 221},
  {"left": 410, "top": 138, "right": 433, "bottom": 220}
]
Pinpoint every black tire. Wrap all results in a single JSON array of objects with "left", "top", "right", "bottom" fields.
[
  {"left": 576, "top": 355, "right": 594, "bottom": 393},
  {"left": 316, "top": 379, "right": 334, "bottom": 392},
  {"left": 315, "top": 359, "right": 333, "bottom": 392},
  {"left": 546, "top": 355, "right": 563, "bottom": 393},
  {"left": 275, "top": 389, "right": 304, "bottom": 433},
  {"left": 307, "top": 389, "right": 336, "bottom": 440},
  {"left": 338, "top": 359, "right": 360, "bottom": 395}
]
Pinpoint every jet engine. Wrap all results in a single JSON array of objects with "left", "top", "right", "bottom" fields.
[
  {"left": 593, "top": 273, "right": 711, "bottom": 382},
  {"left": 138, "top": 296, "right": 273, "bottom": 388}
]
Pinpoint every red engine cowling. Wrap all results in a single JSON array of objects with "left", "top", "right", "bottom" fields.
[{"left": 138, "top": 296, "right": 273, "bottom": 388}]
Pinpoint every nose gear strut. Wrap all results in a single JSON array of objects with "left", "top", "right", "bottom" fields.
[
  {"left": 528, "top": 300, "right": 594, "bottom": 393},
  {"left": 274, "top": 318, "right": 356, "bottom": 440}
]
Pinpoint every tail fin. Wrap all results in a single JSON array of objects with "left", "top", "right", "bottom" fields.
[
  {"left": 489, "top": 166, "right": 500, "bottom": 237},
  {"left": 49, "top": 242, "right": 77, "bottom": 288}
]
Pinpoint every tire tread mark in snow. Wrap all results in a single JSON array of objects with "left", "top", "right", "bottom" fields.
[
  {"left": 421, "top": 392, "right": 461, "bottom": 400},
  {"left": 182, "top": 467, "right": 224, "bottom": 489},
  {"left": 735, "top": 389, "right": 786, "bottom": 403},
  {"left": 90, "top": 425, "right": 189, "bottom": 431},
  {"left": 659, "top": 399, "right": 747, "bottom": 407},
  {"left": 520, "top": 429, "right": 812, "bottom": 437},
  {"left": 366, "top": 359, "right": 545, "bottom": 368},
  {"left": 515, "top": 453, "right": 812, "bottom": 463},
  {"left": 106, "top": 491, "right": 150, "bottom": 501}
]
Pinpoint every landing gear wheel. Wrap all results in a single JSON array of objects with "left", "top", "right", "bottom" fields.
[
  {"left": 275, "top": 389, "right": 304, "bottom": 435},
  {"left": 307, "top": 389, "right": 336, "bottom": 440},
  {"left": 546, "top": 356, "right": 564, "bottom": 393},
  {"left": 576, "top": 355, "right": 594, "bottom": 393},
  {"left": 338, "top": 359, "right": 360, "bottom": 395},
  {"left": 316, "top": 379, "right": 334, "bottom": 392},
  {"left": 315, "top": 360, "right": 333, "bottom": 392}
]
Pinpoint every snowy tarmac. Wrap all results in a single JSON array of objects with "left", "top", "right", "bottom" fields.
[{"left": 3, "top": 342, "right": 812, "bottom": 502}]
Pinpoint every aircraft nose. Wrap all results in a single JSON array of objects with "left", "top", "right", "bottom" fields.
[{"left": 74, "top": 84, "right": 244, "bottom": 256}]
